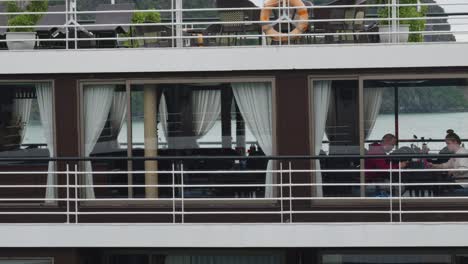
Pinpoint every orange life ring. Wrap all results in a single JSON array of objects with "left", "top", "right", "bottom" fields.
[{"left": 260, "top": 0, "right": 309, "bottom": 42}]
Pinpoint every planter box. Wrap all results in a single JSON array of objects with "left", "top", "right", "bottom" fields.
[
  {"left": 6, "top": 32, "right": 37, "bottom": 50},
  {"left": 379, "top": 24, "right": 410, "bottom": 43}
]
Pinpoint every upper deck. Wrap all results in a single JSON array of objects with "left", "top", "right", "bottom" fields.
[{"left": 1, "top": 0, "right": 468, "bottom": 73}]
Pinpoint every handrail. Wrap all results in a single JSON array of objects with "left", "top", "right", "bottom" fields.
[
  {"left": 0, "top": 153, "right": 465, "bottom": 162},
  {"left": 0, "top": 1, "right": 465, "bottom": 49}
]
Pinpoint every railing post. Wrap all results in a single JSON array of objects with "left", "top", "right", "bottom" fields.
[
  {"left": 389, "top": 161, "right": 393, "bottom": 223},
  {"left": 175, "top": 0, "right": 184, "bottom": 47},
  {"left": 399, "top": 161, "right": 403, "bottom": 222},
  {"left": 72, "top": 0, "right": 78, "bottom": 49},
  {"left": 65, "top": 0, "right": 69, "bottom": 49},
  {"left": 280, "top": 162, "right": 284, "bottom": 223},
  {"left": 74, "top": 164, "right": 79, "bottom": 224},
  {"left": 181, "top": 163, "right": 185, "bottom": 224},
  {"left": 172, "top": 163, "right": 176, "bottom": 224},
  {"left": 66, "top": 164, "right": 70, "bottom": 224},
  {"left": 289, "top": 161, "right": 293, "bottom": 223},
  {"left": 391, "top": 0, "right": 398, "bottom": 43}
]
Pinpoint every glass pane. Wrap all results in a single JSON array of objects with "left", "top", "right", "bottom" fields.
[
  {"left": 322, "top": 254, "right": 452, "bottom": 264},
  {"left": 0, "top": 82, "right": 53, "bottom": 202},
  {"left": 84, "top": 84, "right": 129, "bottom": 199},
  {"left": 363, "top": 78, "right": 468, "bottom": 198},
  {"left": 313, "top": 80, "right": 360, "bottom": 197},
  {"left": 129, "top": 82, "right": 272, "bottom": 199}
]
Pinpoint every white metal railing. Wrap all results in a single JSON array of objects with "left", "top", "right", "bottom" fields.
[
  {"left": 0, "top": 157, "right": 468, "bottom": 224},
  {"left": 0, "top": 0, "right": 467, "bottom": 50}
]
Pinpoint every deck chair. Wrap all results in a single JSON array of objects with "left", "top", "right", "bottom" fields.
[
  {"left": 88, "top": 3, "right": 135, "bottom": 48},
  {"left": 216, "top": 0, "right": 261, "bottom": 46},
  {"left": 36, "top": 5, "right": 67, "bottom": 49},
  {"left": 134, "top": 25, "right": 174, "bottom": 48},
  {"left": 36, "top": 5, "right": 95, "bottom": 49}
]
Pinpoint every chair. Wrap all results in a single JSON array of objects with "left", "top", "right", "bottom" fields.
[
  {"left": 134, "top": 25, "right": 174, "bottom": 48},
  {"left": 353, "top": 10, "right": 366, "bottom": 42},
  {"left": 36, "top": 5, "right": 97, "bottom": 49},
  {"left": 216, "top": 0, "right": 261, "bottom": 46},
  {"left": 88, "top": 3, "right": 135, "bottom": 48},
  {"left": 36, "top": 5, "right": 67, "bottom": 49},
  {"left": 202, "top": 24, "right": 222, "bottom": 46}
]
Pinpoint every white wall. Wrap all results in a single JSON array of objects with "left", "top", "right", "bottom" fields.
[
  {"left": 2, "top": 223, "right": 468, "bottom": 248},
  {"left": 1, "top": 43, "right": 468, "bottom": 75}
]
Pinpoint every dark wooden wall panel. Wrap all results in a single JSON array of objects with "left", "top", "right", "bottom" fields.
[{"left": 275, "top": 72, "right": 313, "bottom": 212}]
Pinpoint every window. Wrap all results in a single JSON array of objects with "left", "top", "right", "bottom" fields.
[
  {"left": 311, "top": 79, "right": 360, "bottom": 197},
  {"left": 82, "top": 81, "right": 275, "bottom": 200},
  {"left": 104, "top": 250, "right": 284, "bottom": 264},
  {"left": 0, "top": 82, "right": 55, "bottom": 202},
  {"left": 322, "top": 254, "right": 452, "bottom": 264},
  {"left": 311, "top": 77, "right": 468, "bottom": 198},
  {"left": 0, "top": 259, "right": 53, "bottom": 264},
  {"left": 364, "top": 78, "right": 468, "bottom": 198},
  {"left": 82, "top": 84, "right": 128, "bottom": 199}
]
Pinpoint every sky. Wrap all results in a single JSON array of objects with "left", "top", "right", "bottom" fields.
[{"left": 249, "top": 0, "right": 468, "bottom": 42}]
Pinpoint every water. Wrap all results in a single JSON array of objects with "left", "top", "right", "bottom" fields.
[
  {"left": 23, "top": 112, "right": 468, "bottom": 152},
  {"left": 369, "top": 112, "right": 468, "bottom": 152}
]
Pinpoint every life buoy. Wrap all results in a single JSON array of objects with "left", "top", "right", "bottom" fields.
[{"left": 260, "top": 0, "right": 309, "bottom": 42}]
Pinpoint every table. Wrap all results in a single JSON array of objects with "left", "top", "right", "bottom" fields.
[{"left": 399, "top": 170, "right": 453, "bottom": 197}]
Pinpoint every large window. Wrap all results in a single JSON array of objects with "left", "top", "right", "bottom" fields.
[
  {"left": 364, "top": 78, "right": 468, "bottom": 198},
  {"left": 0, "top": 82, "right": 55, "bottom": 202},
  {"left": 82, "top": 80, "right": 274, "bottom": 200},
  {"left": 322, "top": 253, "right": 452, "bottom": 264},
  {"left": 102, "top": 250, "right": 284, "bottom": 264},
  {"left": 312, "top": 76, "right": 468, "bottom": 198}
]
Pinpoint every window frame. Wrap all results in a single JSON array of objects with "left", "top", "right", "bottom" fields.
[
  {"left": 309, "top": 73, "right": 468, "bottom": 207},
  {"left": 78, "top": 76, "right": 278, "bottom": 207},
  {"left": 0, "top": 79, "right": 56, "bottom": 207}
]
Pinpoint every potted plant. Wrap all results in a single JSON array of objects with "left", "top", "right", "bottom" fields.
[
  {"left": 6, "top": 0, "right": 48, "bottom": 50},
  {"left": 377, "top": 0, "right": 427, "bottom": 43},
  {"left": 121, "top": 9, "right": 162, "bottom": 48}
]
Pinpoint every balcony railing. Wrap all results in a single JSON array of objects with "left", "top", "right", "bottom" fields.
[
  {"left": 1, "top": 154, "right": 468, "bottom": 224},
  {"left": 0, "top": 1, "right": 467, "bottom": 50}
]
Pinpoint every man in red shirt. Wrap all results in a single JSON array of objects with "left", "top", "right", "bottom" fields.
[{"left": 365, "top": 134, "right": 407, "bottom": 183}]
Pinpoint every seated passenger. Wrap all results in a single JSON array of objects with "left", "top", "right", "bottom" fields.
[
  {"left": 365, "top": 133, "right": 407, "bottom": 183},
  {"left": 429, "top": 130, "right": 468, "bottom": 194}
]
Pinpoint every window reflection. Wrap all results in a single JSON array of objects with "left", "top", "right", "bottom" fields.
[
  {"left": 0, "top": 82, "right": 54, "bottom": 202},
  {"left": 83, "top": 81, "right": 274, "bottom": 200}
]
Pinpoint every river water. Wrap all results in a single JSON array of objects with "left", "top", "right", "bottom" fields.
[{"left": 23, "top": 112, "right": 468, "bottom": 152}]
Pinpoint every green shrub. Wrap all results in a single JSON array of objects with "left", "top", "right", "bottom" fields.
[
  {"left": 377, "top": 0, "right": 428, "bottom": 42},
  {"left": 121, "top": 9, "right": 162, "bottom": 48},
  {"left": 7, "top": 0, "right": 48, "bottom": 33},
  {"left": 132, "top": 9, "right": 161, "bottom": 24}
]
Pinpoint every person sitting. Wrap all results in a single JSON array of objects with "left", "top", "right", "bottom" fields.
[
  {"left": 365, "top": 134, "right": 408, "bottom": 196},
  {"left": 365, "top": 133, "right": 407, "bottom": 182},
  {"left": 428, "top": 130, "right": 468, "bottom": 195}
]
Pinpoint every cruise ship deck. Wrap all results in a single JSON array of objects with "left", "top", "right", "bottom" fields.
[{"left": 1, "top": 0, "right": 468, "bottom": 263}]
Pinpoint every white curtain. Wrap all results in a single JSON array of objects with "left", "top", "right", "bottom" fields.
[
  {"left": 231, "top": 83, "right": 273, "bottom": 198},
  {"left": 192, "top": 89, "right": 221, "bottom": 140},
  {"left": 12, "top": 97, "right": 33, "bottom": 142},
  {"left": 84, "top": 85, "right": 114, "bottom": 199},
  {"left": 313, "top": 81, "right": 332, "bottom": 198},
  {"left": 364, "top": 88, "right": 384, "bottom": 139},
  {"left": 36, "top": 83, "right": 56, "bottom": 201},
  {"left": 109, "top": 91, "right": 127, "bottom": 149},
  {"left": 159, "top": 93, "right": 169, "bottom": 144}
]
